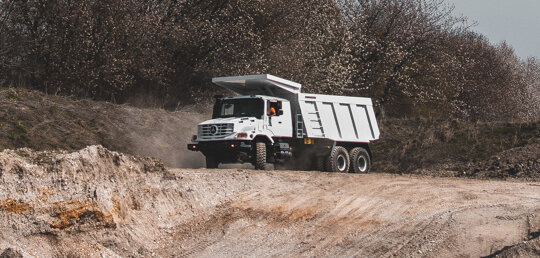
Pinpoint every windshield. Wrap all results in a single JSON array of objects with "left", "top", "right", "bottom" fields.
[{"left": 216, "top": 98, "right": 264, "bottom": 119}]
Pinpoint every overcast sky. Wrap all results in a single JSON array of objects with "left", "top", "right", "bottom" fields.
[{"left": 447, "top": 0, "right": 540, "bottom": 59}]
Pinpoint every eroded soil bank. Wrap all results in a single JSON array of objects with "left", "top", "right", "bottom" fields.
[{"left": 0, "top": 146, "right": 539, "bottom": 257}]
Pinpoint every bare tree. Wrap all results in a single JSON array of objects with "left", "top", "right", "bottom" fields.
[
  {"left": 340, "top": 0, "right": 467, "bottom": 116},
  {"left": 0, "top": 0, "right": 537, "bottom": 120}
]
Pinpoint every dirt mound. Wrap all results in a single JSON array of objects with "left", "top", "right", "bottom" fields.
[
  {"left": 0, "top": 146, "right": 167, "bottom": 256},
  {"left": 0, "top": 146, "right": 253, "bottom": 256},
  {"left": 0, "top": 146, "right": 166, "bottom": 232},
  {"left": 467, "top": 140, "right": 540, "bottom": 179},
  {"left": 372, "top": 118, "right": 539, "bottom": 177},
  {"left": 0, "top": 87, "right": 209, "bottom": 168},
  {"left": 490, "top": 237, "right": 540, "bottom": 258},
  {"left": 1, "top": 146, "right": 539, "bottom": 257}
]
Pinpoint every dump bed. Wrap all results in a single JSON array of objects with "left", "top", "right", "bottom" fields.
[{"left": 298, "top": 93, "right": 379, "bottom": 142}]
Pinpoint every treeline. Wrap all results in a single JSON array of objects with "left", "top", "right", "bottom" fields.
[{"left": 1, "top": 0, "right": 539, "bottom": 121}]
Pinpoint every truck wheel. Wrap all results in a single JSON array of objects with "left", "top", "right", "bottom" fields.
[
  {"left": 205, "top": 155, "right": 219, "bottom": 169},
  {"left": 326, "top": 146, "right": 350, "bottom": 173},
  {"left": 349, "top": 147, "right": 371, "bottom": 173},
  {"left": 254, "top": 142, "right": 268, "bottom": 170}
]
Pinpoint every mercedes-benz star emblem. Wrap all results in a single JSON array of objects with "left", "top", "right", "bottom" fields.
[{"left": 210, "top": 125, "right": 219, "bottom": 135}]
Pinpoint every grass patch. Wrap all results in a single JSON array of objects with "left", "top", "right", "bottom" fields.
[
  {"left": 5, "top": 88, "right": 21, "bottom": 101},
  {"left": 7, "top": 121, "right": 30, "bottom": 147}
]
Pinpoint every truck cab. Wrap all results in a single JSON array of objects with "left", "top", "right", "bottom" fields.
[
  {"left": 188, "top": 94, "right": 293, "bottom": 168},
  {"left": 194, "top": 95, "right": 292, "bottom": 142},
  {"left": 188, "top": 74, "right": 380, "bottom": 173}
]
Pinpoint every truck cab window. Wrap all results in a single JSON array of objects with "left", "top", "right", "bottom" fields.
[
  {"left": 267, "top": 101, "right": 281, "bottom": 116},
  {"left": 221, "top": 103, "right": 234, "bottom": 117},
  {"left": 217, "top": 98, "right": 264, "bottom": 119}
]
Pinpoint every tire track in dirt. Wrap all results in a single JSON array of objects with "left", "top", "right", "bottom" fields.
[{"left": 163, "top": 170, "right": 539, "bottom": 257}]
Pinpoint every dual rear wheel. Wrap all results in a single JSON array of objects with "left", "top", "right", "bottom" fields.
[
  {"left": 323, "top": 146, "right": 370, "bottom": 173},
  {"left": 349, "top": 147, "right": 370, "bottom": 173},
  {"left": 326, "top": 146, "right": 350, "bottom": 173}
]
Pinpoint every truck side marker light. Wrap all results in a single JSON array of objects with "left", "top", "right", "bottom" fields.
[
  {"left": 303, "top": 138, "right": 315, "bottom": 145},
  {"left": 237, "top": 133, "right": 248, "bottom": 138}
]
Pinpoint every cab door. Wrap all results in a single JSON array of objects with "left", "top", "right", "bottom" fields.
[{"left": 266, "top": 100, "right": 292, "bottom": 137}]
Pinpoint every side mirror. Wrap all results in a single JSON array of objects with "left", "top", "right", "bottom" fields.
[{"left": 278, "top": 109, "right": 284, "bottom": 116}]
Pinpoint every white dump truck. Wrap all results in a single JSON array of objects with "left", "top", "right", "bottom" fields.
[{"left": 187, "top": 74, "right": 380, "bottom": 173}]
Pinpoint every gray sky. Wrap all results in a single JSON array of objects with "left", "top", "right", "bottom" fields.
[{"left": 447, "top": 0, "right": 540, "bottom": 59}]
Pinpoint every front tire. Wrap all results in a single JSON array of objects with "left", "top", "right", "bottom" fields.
[
  {"left": 254, "top": 142, "right": 268, "bottom": 170},
  {"left": 326, "top": 146, "right": 350, "bottom": 173},
  {"left": 205, "top": 155, "right": 219, "bottom": 169},
  {"left": 349, "top": 147, "right": 371, "bottom": 173}
]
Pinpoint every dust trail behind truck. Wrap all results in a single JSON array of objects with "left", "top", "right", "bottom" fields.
[{"left": 188, "top": 74, "right": 379, "bottom": 173}]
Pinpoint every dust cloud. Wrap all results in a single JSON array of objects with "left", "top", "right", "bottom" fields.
[
  {"left": 120, "top": 104, "right": 209, "bottom": 168},
  {"left": 119, "top": 104, "right": 293, "bottom": 170}
]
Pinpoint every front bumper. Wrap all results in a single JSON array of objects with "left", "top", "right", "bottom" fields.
[
  {"left": 187, "top": 141, "right": 252, "bottom": 153},
  {"left": 188, "top": 141, "right": 254, "bottom": 164}
]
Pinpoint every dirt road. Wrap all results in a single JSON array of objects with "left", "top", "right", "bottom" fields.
[
  {"left": 0, "top": 146, "right": 538, "bottom": 257},
  {"left": 163, "top": 169, "right": 540, "bottom": 257}
]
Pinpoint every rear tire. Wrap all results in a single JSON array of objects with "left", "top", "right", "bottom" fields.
[
  {"left": 349, "top": 147, "right": 371, "bottom": 173},
  {"left": 205, "top": 155, "right": 219, "bottom": 169},
  {"left": 254, "top": 142, "right": 268, "bottom": 170},
  {"left": 326, "top": 146, "right": 350, "bottom": 173}
]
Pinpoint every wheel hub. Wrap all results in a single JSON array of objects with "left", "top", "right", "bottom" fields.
[
  {"left": 337, "top": 155, "right": 346, "bottom": 171},
  {"left": 357, "top": 156, "right": 367, "bottom": 172}
]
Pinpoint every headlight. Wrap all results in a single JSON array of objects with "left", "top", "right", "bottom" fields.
[{"left": 192, "top": 135, "right": 198, "bottom": 141}]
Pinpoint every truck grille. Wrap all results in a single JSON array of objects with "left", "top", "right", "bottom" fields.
[{"left": 199, "top": 124, "right": 234, "bottom": 139}]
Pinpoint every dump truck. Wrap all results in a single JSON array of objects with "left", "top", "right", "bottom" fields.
[{"left": 187, "top": 74, "right": 380, "bottom": 173}]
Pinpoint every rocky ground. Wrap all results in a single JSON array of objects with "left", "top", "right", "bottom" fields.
[
  {"left": 1, "top": 146, "right": 539, "bottom": 257},
  {"left": 468, "top": 139, "right": 540, "bottom": 180}
]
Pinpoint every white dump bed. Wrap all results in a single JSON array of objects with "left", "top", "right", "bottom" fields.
[{"left": 298, "top": 93, "right": 380, "bottom": 142}]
